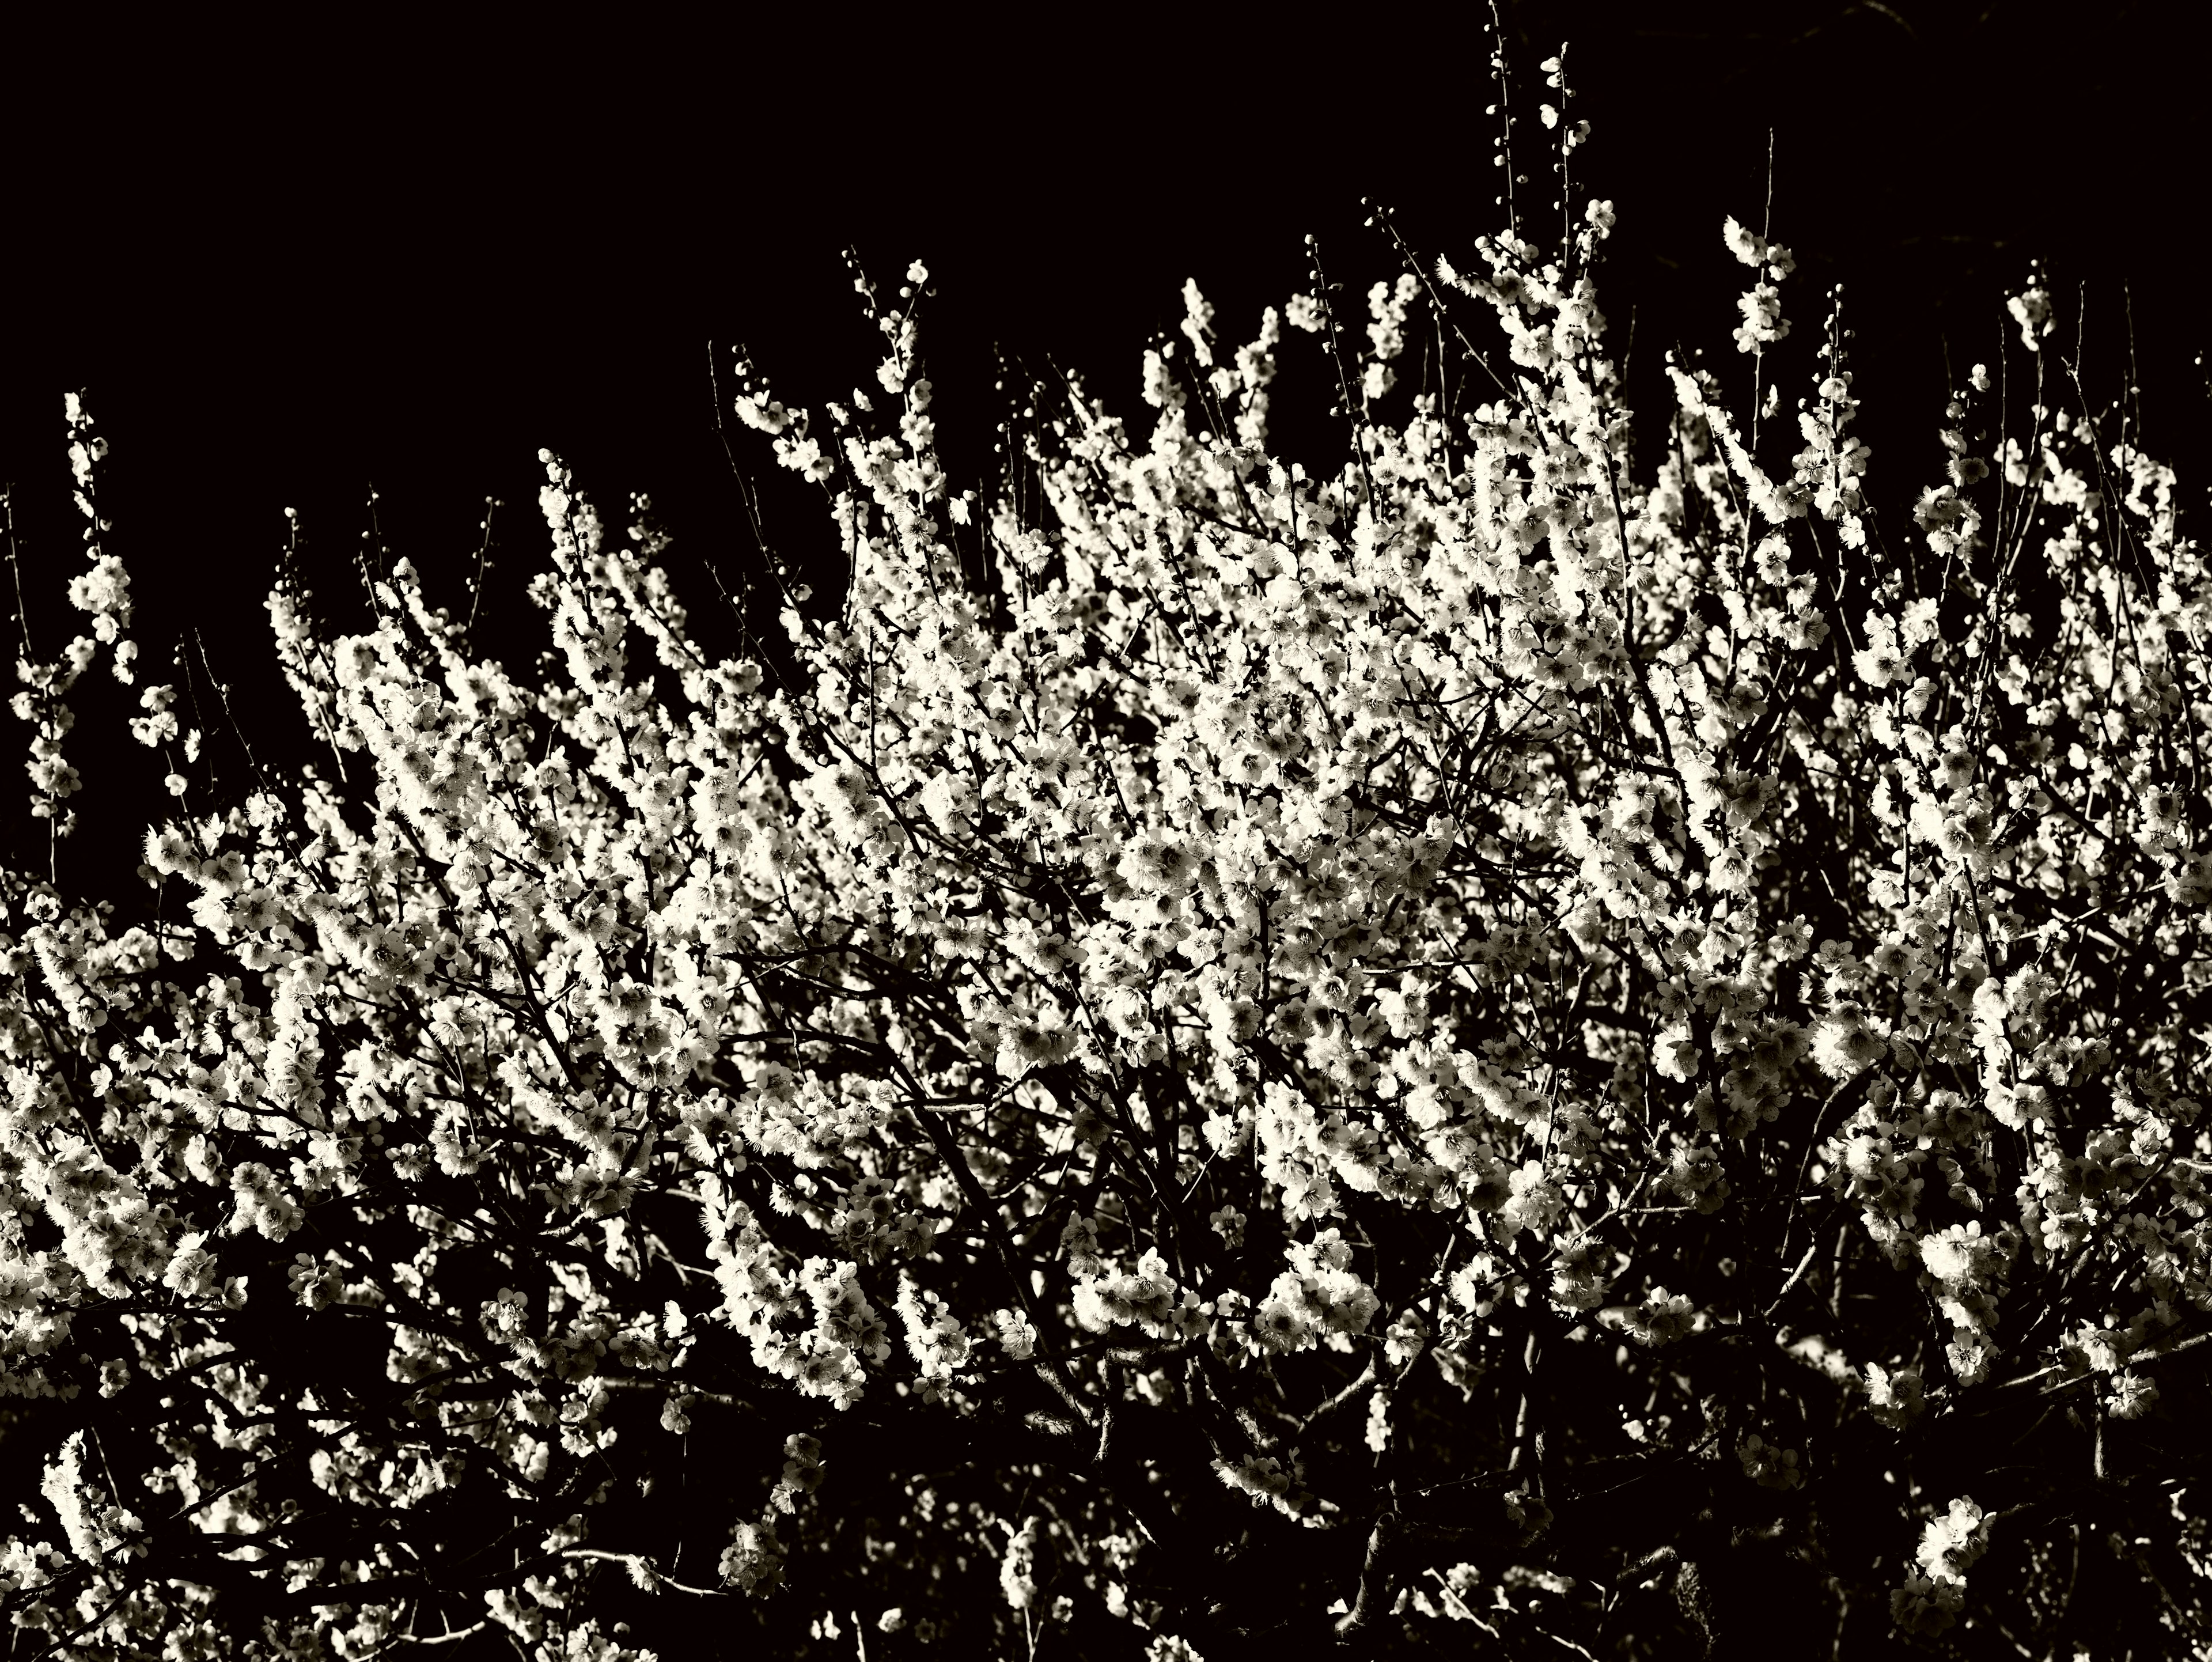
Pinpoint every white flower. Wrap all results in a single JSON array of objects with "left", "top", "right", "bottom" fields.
[
  {"left": 1001, "top": 1515, "right": 1043, "bottom": 1610},
  {"left": 1723, "top": 215, "right": 1768, "bottom": 268},
  {"left": 1865, "top": 1361, "right": 1925, "bottom": 1430},
  {"left": 41, "top": 1432, "right": 143, "bottom": 1565},
  {"left": 1917, "top": 1496, "right": 1991, "bottom": 1584}
]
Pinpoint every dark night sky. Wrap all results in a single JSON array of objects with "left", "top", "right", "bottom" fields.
[{"left": 2, "top": 0, "right": 2204, "bottom": 890}]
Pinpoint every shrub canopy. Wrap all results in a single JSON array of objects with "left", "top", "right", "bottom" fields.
[{"left": 3, "top": 125, "right": 2211, "bottom": 1662}]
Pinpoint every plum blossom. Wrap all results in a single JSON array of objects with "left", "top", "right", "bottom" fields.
[{"left": 0, "top": 65, "right": 2205, "bottom": 1661}]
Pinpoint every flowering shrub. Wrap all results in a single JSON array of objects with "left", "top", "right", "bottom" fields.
[{"left": 6, "top": 50, "right": 2212, "bottom": 1662}]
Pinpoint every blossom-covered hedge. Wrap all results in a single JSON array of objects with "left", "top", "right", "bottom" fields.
[{"left": 4, "top": 54, "right": 2211, "bottom": 1662}]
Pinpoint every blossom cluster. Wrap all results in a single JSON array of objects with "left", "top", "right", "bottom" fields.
[{"left": 2, "top": 59, "right": 2210, "bottom": 1659}]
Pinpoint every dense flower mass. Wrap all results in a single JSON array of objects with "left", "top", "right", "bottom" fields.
[{"left": 4, "top": 66, "right": 2212, "bottom": 1662}]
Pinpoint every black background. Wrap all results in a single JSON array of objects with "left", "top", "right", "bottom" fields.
[{"left": 2, "top": 0, "right": 2205, "bottom": 894}]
